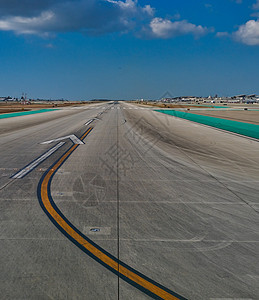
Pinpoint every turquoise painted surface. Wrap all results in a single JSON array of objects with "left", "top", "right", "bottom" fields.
[
  {"left": 155, "top": 109, "right": 259, "bottom": 139},
  {"left": 0, "top": 109, "right": 58, "bottom": 119}
]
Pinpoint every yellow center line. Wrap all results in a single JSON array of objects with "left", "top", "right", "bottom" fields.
[{"left": 39, "top": 127, "right": 183, "bottom": 300}]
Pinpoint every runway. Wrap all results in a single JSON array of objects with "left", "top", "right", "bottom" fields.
[{"left": 0, "top": 102, "right": 258, "bottom": 299}]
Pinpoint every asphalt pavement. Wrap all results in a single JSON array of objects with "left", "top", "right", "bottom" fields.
[{"left": 0, "top": 102, "right": 258, "bottom": 299}]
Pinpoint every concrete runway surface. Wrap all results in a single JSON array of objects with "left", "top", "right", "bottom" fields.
[{"left": 0, "top": 102, "right": 258, "bottom": 299}]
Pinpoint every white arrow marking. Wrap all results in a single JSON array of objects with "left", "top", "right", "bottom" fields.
[
  {"left": 41, "top": 134, "right": 84, "bottom": 145},
  {"left": 12, "top": 142, "right": 65, "bottom": 179},
  {"left": 84, "top": 118, "right": 98, "bottom": 126},
  {"left": 85, "top": 120, "right": 93, "bottom": 126}
]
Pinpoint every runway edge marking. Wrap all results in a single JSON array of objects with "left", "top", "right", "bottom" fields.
[{"left": 37, "top": 127, "right": 187, "bottom": 300}]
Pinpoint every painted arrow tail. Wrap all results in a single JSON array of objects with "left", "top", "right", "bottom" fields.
[
  {"left": 11, "top": 142, "right": 65, "bottom": 179},
  {"left": 37, "top": 127, "right": 187, "bottom": 300}
]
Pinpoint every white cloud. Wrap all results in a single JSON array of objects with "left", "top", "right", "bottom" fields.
[
  {"left": 142, "top": 5, "right": 155, "bottom": 17},
  {"left": 233, "top": 0, "right": 259, "bottom": 45},
  {"left": 216, "top": 31, "right": 229, "bottom": 38},
  {"left": 107, "top": 0, "right": 135, "bottom": 9},
  {"left": 217, "top": 1, "right": 259, "bottom": 45},
  {"left": 147, "top": 18, "right": 208, "bottom": 39},
  {"left": 0, "top": 11, "right": 55, "bottom": 35},
  {"left": 0, "top": 0, "right": 208, "bottom": 40},
  {"left": 234, "top": 19, "right": 259, "bottom": 45},
  {"left": 0, "top": 0, "right": 152, "bottom": 36}
]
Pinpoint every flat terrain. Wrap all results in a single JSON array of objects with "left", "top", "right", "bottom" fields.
[
  {"left": 0, "top": 108, "right": 31, "bottom": 114},
  {"left": 0, "top": 101, "right": 103, "bottom": 114},
  {"left": 0, "top": 102, "right": 258, "bottom": 299},
  {"left": 189, "top": 109, "right": 259, "bottom": 125}
]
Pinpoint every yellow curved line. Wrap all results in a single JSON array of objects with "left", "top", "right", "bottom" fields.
[{"left": 40, "top": 128, "right": 181, "bottom": 300}]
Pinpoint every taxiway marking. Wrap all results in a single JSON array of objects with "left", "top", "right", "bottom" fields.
[
  {"left": 84, "top": 118, "right": 98, "bottom": 126},
  {"left": 37, "top": 127, "right": 186, "bottom": 300},
  {"left": 41, "top": 134, "right": 84, "bottom": 145}
]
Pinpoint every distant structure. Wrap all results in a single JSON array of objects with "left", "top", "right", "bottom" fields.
[
  {"left": 154, "top": 93, "right": 259, "bottom": 104},
  {"left": 0, "top": 93, "right": 258, "bottom": 104}
]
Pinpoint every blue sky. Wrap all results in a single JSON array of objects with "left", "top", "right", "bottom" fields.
[{"left": 0, "top": 0, "right": 259, "bottom": 100}]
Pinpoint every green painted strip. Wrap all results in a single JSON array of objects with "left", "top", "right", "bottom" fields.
[
  {"left": 155, "top": 109, "right": 259, "bottom": 140},
  {"left": 188, "top": 109, "right": 259, "bottom": 111},
  {"left": 0, "top": 109, "right": 58, "bottom": 119}
]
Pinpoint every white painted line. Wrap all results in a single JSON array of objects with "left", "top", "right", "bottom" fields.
[
  {"left": 12, "top": 142, "right": 65, "bottom": 179},
  {"left": 41, "top": 134, "right": 84, "bottom": 145},
  {"left": 85, "top": 118, "right": 98, "bottom": 126},
  {"left": 85, "top": 119, "right": 94, "bottom": 126},
  {"left": 70, "top": 135, "right": 84, "bottom": 144}
]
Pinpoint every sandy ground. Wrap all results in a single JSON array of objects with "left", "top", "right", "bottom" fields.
[
  {"left": 135, "top": 102, "right": 212, "bottom": 109},
  {"left": 189, "top": 110, "right": 259, "bottom": 125},
  {"left": 0, "top": 101, "right": 104, "bottom": 114},
  {"left": 0, "top": 108, "right": 31, "bottom": 114}
]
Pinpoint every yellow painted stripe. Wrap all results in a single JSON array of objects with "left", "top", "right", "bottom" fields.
[{"left": 40, "top": 128, "right": 182, "bottom": 300}]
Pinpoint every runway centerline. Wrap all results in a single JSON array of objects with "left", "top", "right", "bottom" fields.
[{"left": 37, "top": 126, "right": 186, "bottom": 300}]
